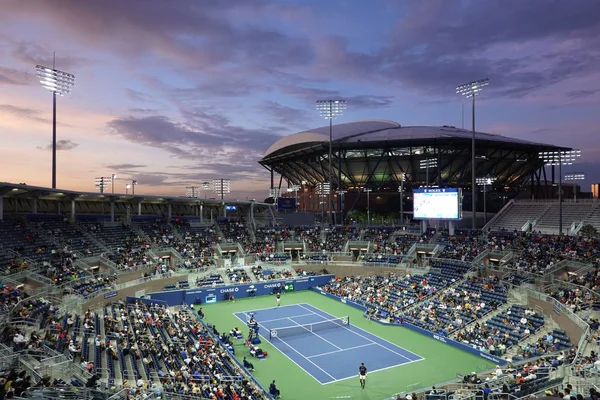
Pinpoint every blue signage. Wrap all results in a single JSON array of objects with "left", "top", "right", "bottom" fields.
[
  {"left": 277, "top": 197, "right": 296, "bottom": 211},
  {"left": 104, "top": 290, "right": 118, "bottom": 299}
]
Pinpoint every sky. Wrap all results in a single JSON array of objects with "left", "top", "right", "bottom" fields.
[{"left": 0, "top": 0, "right": 599, "bottom": 201}]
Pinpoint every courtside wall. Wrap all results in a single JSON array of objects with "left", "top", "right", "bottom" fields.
[
  {"left": 311, "top": 288, "right": 507, "bottom": 366},
  {"left": 146, "top": 275, "right": 335, "bottom": 306}
]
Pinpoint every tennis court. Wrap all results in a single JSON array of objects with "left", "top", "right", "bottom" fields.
[{"left": 234, "top": 303, "right": 423, "bottom": 384}]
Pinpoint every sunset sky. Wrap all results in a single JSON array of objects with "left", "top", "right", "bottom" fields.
[{"left": 0, "top": 0, "right": 599, "bottom": 200}]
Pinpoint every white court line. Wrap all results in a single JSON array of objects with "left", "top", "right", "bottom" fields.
[
  {"left": 321, "top": 358, "right": 424, "bottom": 385},
  {"left": 232, "top": 312, "right": 335, "bottom": 384},
  {"left": 298, "top": 303, "right": 424, "bottom": 362},
  {"left": 240, "top": 303, "right": 304, "bottom": 314},
  {"left": 307, "top": 343, "right": 376, "bottom": 359},
  {"left": 258, "top": 313, "right": 315, "bottom": 324},
  {"left": 287, "top": 317, "right": 342, "bottom": 351}
]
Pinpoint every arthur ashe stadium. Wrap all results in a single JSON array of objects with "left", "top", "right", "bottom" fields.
[{"left": 0, "top": 120, "right": 598, "bottom": 400}]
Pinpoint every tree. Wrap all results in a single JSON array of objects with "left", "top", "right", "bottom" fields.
[{"left": 580, "top": 224, "right": 598, "bottom": 238}]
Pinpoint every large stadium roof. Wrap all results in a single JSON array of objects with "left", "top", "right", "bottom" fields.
[
  {"left": 263, "top": 120, "right": 562, "bottom": 158},
  {"left": 259, "top": 120, "right": 570, "bottom": 190}
]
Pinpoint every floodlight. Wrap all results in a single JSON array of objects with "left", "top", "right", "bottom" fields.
[
  {"left": 564, "top": 173, "right": 585, "bottom": 181},
  {"left": 316, "top": 100, "right": 347, "bottom": 119},
  {"left": 186, "top": 187, "right": 200, "bottom": 198},
  {"left": 538, "top": 150, "right": 582, "bottom": 234},
  {"left": 476, "top": 175, "right": 496, "bottom": 226},
  {"left": 94, "top": 177, "right": 111, "bottom": 193},
  {"left": 456, "top": 78, "right": 490, "bottom": 229},
  {"left": 35, "top": 58, "right": 76, "bottom": 189},
  {"left": 316, "top": 99, "right": 347, "bottom": 225},
  {"left": 565, "top": 172, "right": 585, "bottom": 201},
  {"left": 213, "top": 178, "right": 231, "bottom": 200},
  {"left": 456, "top": 78, "right": 490, "bottom": 98}
]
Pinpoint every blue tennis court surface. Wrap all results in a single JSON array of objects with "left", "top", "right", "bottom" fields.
[{"left": 233, "top": 303, "right": 424, "bottom": 384}]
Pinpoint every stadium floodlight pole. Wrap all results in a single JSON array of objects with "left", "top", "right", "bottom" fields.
[
  {"left": 364, "top": 187, "right": 372, "bottom": 226},
  {"left": 564, "top": 172, "right": 585, "bottom": 202},
  {"left": 288, "top": 184, "right": 300, "bottom": 212},
  {"left": 131, "top": 180, "right": 138, "bottom": 195},
  {"left": 213, "top": 178, "right": 231, "bottom": 200},
  {"left": 457, "top": 78, "right": 489, "bottom": 229},
  {"left": 202, "top": 181, "right": 210, "bottom": 199},
  {"left": 186, "top": 186, "right": 200, "bottom": 198},
  {"left": 476, "top": 175, "right": 496, "bottom": 226},
  {"left": 317, "top": 182, "right": 330, "bottom": 225},
  {"left": 35, "top": 54, "right": 76, "bottom": 189},
  {"left": 539, "top": 150, "right": 581, "bottom": 234},
  {"left": 94, "top": 177, "right": 110, "bottom": 194},
  {"left": 420, "top": 158, "right": 437, "bottom": 188},
  {"left": 398, "top": 173, "right": 405, "bottom": 227},
  {"left": 125, "top": 183, "right": 131, "bottom": 195},
  {"left": 317, "top": 99, "right": 346, "bottom": 226},
  {"left": 111, "top": 174, "right": 117, "bottom": 194},
  {"left": 336, "top": 189, "right": 347, "bottom": 224}
]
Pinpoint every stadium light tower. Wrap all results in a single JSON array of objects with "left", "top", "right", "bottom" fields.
[
  {"left": 202, "top": 181, "right": 210, "bottom": 199},
  {"left": 213, "top": 178, "right": 231, "bottom": 200},
  {"left": 131, "top": 180, "right": 138, "bottom": 195},
  {"left": 457, "top": 78, "right": 490, "bottom": 229},
  {"left": 35, "top": 55, "right": 76, "bottom": 189},
  {"left": 564, "top": 172, "right": 585, "bottom": 202},
  {"left": 111, "top": 174, "right": 117, "bottom": 194},
  {"left": 364, "top": 187, "right": 372, "bottom": 226},
  {"left": 125, "top": 183, "right": 131, "bottom": 195},
  {"left": 476, "top": 175, "right": 496, "bottom": 226},
  {"left": 316, "top": 99, "right": 346, "bottom": 226},
  {"left": 287, "top": 184, "right": 300, "bottom": 212},
  {"left": 539, "top": 150, "right": 581, "bottom": 234},
  {"left": 420, "top": 158, "right": 437, "bottom": 188},
  {"left": 186, "top": 186, "right": 200, "bottom": 198},
  {"left": 316, "top": 182, "right": 330, "bottom": 224},
  {"left": 398, "top": 173, "right": 406, "bottom": 228},
  {"left": 94, "top": 177, "right": 110, "bottom": 193}
]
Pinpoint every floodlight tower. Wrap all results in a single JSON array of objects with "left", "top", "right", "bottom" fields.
[
  {"left": 213, "top": 178, "right": 231, "bottom": 200},
  {"left": 420, "top": 158, "right": 437, "bottom": 188},
  {"left": 111, "top": 174, "right": 117, "bottom": 194},
  {"left": 186, "top": 186, "right": 200, "bottom": 198},
  {"left": 364, "top": 187, "right": 372, "bottom": 226},
  {"left": 564, "top": 172, "right": 585, "bottom": 202},
  {"left": 94, "top": 177, "right": 110, "bottom": 193},
  {"left": 457, "top": 78, "right": 490, "bottom": 229},
  {"left": 316, "top": 99, "right": 346, "bottom": 225},
  {"left": 476, "top": 175, "right": 496, "bottom": 226},
  {"left": 287, "top": 184, "right": 300, "bottom": 212},
  {"left": 539, "top": 150, "right": 581, "bottom": 234},
  {"left": 35, "top": 55, "right": 76, "bottom": 189},
  {"left": 131, "top": 180, "right": 138, "bottom": 195},
  {"left": 202, "top": 181, "right": 210, "bottom": 199},
  {"left": 398, "top": 173, "right": 406, "bottom": 228},
  {"left": 316, "top": 182, "right": 330, "bottom": 224},
  {"left": 125, "top": 184, "right": 131, "bottom": 195}
]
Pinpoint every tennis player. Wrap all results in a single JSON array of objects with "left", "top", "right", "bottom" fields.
[
  {"left": 276, "top": 293, "right": 281, "bottom": 306},
  {"left": 359, "top": 362, "right": 367, "bottom": 388}
]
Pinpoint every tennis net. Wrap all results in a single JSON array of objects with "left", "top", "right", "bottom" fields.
[{"left": 268, "top": 316, "right": 350, "bottom": 340}]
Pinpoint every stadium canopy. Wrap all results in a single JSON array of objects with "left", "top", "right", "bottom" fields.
[{"left": 259, "top": 120, "right": 570, "bottom": 191}]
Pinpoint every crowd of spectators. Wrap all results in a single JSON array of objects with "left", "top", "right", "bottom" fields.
[
  {"left": 218, "top": 219, "right": 252, "bottom": 250},
  {"left": 249, "top": 226, "right": 290, "bottom": 255},
  {"left": 405, "top": 276, "right": 506, "bottom": 335},
  {"left": 251, "top": 265, "right": 294, "bottom": 281},
  {"left": 1, "top": 300, "right": 268, "bottom": 399}
]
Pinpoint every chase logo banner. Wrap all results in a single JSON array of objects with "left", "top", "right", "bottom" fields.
[{"left": 277, "top": 197, "right": 296, "bottom": 210}]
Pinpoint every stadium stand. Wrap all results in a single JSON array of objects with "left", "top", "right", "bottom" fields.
[{"left": 0, "top": 210, "right": 596, "bottom": 400}]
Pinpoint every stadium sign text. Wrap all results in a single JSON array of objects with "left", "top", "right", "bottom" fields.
[
  {"left": 220, "top": 287, "right": 239, "bottom": 293},
  {"left": 433, "top": 334, "right": 447, "bottom": 344},
  {"left": 262, "top": 283, "right": 281, "bottom": 289}
]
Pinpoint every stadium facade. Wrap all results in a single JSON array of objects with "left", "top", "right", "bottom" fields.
[{"left": 259, "top": 120, "right": 570, "bottom": 219}]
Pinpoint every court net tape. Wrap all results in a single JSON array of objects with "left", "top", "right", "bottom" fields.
[{"left": 269, "top": 316, "right": 350, "bottom": 340}]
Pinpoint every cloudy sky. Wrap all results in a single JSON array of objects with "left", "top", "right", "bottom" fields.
[{"left": 0, "top": 0, "right": 599, "bottom": 200}]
